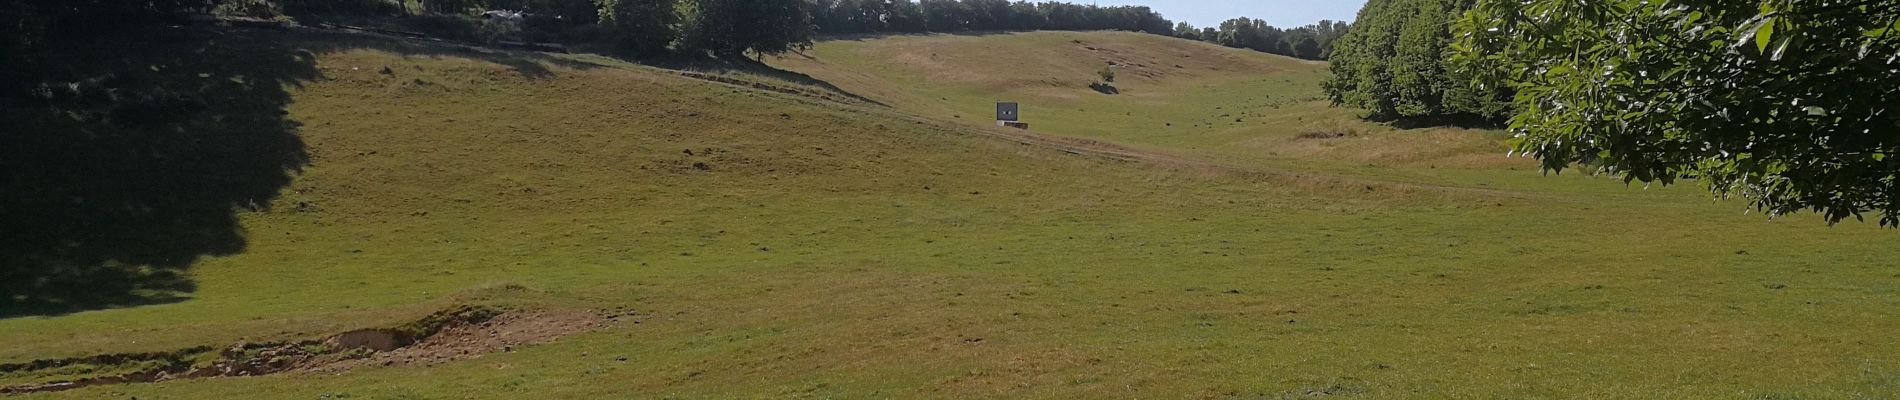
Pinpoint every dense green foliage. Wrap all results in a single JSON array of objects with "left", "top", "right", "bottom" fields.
[
  {"left": 688, "top": 0, "right": 813, "bottom": 58},
  {"left": 1292, "top": 36, "right": 1321, "bottom": 59},
  {"left": 0, "top": 0, "right": 213, "bottom": 56},
  {"left": 1174, "top": 20, "right": 1346, "bottom": 60},
  {"left": 1180, "top": 18, "right": 1348, "bottom": 61},
  {"left": 1454, "top": 0, "right": 1900, "bottom": 225},
  {"left": 810, "top": 0, "right": 1350, "bottom": 61},
  {"left": 597, "top": 0, "right": 677, "bottom": 56},
  {"left": 0, "top": 0, "right": 811, "bottom": 59},
  {"left": 1172, "top": 22, "right": 1199, "bottom": 40},
  {"left": 0, "top": 0, "right": 1342, "bottom": 62},
  {"left": 809, "top": 0, "right": 1347, "bottom": 61},
  {"left": 1324, "top": 0, "right": 1510, "bottom": 121}
]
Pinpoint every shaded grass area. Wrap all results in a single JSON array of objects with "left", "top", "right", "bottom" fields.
[
  {"left": 2, "top": 29, "right": 1899, "bottom": 399},
  {"left": 0, "top": 26, "right": 598, "bottom": 317},
  {"left": 0, "top": 28, "right": 314, "bottom": 316}
]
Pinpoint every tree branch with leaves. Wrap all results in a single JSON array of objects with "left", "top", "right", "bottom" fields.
[{"left": 1454, "top": 0, "right": 1900, "bottom": 225}]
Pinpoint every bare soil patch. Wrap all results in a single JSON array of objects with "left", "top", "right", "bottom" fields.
[
  {"left": 308, "top": 309, "right": 602, "bottom": 373},
  {"left": 0, "top": 307, "right": 606, "bottom": 395}
]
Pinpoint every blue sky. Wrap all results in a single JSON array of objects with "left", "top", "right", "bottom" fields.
[{"left": 1085, "top": 0, "right": 1367, "bottom": 28}]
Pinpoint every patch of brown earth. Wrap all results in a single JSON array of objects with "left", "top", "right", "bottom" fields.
[
  {"left": 0, "top": 307, "right": 608, "bottom": 395},
  {"left": 308, "top": 309, "right": 603, "bottom": 374}
]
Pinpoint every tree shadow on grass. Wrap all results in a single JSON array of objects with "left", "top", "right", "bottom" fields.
[
  {"left": 0, "top": 26, "right": 575, "bottom": 319},
  {"left": 1383, "top": 114, "right": 1505, "bottom": 131}
]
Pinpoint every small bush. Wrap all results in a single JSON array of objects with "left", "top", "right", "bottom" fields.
[{"left": 1089, "top": 64, "right": 1118, "bottom": 94}]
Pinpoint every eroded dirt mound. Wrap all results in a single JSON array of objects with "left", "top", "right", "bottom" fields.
[
  {"left": 309, "top": 310, "right": 603, "bottom": 373},
  {"left": 0, "top": 307, "right": 607, "bottom": 395}
]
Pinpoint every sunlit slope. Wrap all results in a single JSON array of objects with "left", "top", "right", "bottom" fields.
[
  {"left": 773, "top": 31, "right": 1320, "bottom": 142},
  {"left": 773, "top": 31, "right": 1513, "bottom": 172}
]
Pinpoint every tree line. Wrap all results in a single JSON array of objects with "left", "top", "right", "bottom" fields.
[
  {"left": 0, "top": 0, "right": 818, "bottom": 59},
  {"left": 1323, "top": 0, "right": 1511, "bottom": 122},
  {"left": 1173, "top": 19, "right": 1350, "bottom": 61},
  {"left": 1326, "top": 0, "right": 1900, "bottom": 226},
  {"left": 807, "top": 0, "right": 1352, "bottom": 61},
  {"left": 595, "top": 0, "right": 814, "bottom": 58},
  {"left": 4, "top": 0, "right": 1354, "bottom": 62},
  {"left": 807, "top": 0, "right": 1172, "bottom": 36},
  {"left": 1, "top": 0, "right": 209, "bottom": 59}
]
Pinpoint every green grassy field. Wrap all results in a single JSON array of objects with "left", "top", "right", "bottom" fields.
[{"left": 5, "top": 29, "right": 1900, "bottom": 399}]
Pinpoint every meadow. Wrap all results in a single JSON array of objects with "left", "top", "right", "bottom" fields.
[{"left": 3, "top": 29, "right": 1898, "bottom": 399}]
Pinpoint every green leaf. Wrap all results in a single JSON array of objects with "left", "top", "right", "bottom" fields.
[{"left": 1755, "top": 16, "right": 1776, "bottom": 53}]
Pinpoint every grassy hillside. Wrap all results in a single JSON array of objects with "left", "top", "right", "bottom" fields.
[
  {"left": 4, "top": 29, "right": 1900, "bottom": 399},
  {"left": 771, "top": 31, "right": 1514, "bottom": 174}
]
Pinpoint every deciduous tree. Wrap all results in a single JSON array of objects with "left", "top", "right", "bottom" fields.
[
  {"left": 689, "top": 0, "right": 811, "bottom": 58},
  {"left": 597, "top": 0, "right": 677, "bottom": 56},
  {"left": 1325, "top": 0, "right": 1510, "bottom": 121},
  {"left": 1455, "top": 0, "right": 1900, "bottom": 225}
]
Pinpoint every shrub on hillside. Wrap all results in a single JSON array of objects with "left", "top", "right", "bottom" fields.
[
  {"left": 1089, "top": 64, "right": 1118, "bottom": 94},
  {"left": 687, "top": 0, "right": 812, "bottom": 59},
  {"left": 1291, "top": 36, "right": 1321, "bottom": 59}
]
